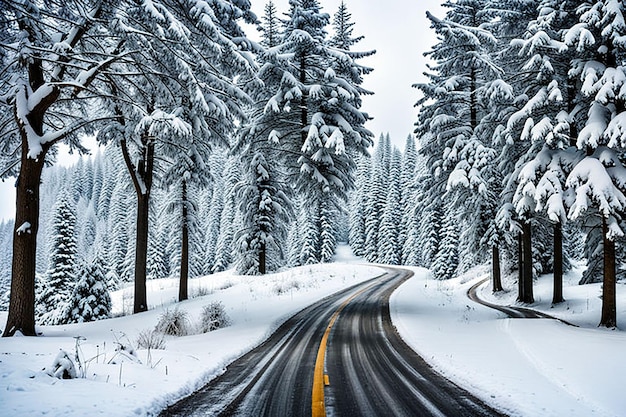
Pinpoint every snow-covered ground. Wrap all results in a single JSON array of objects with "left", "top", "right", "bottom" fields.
[
  {"left": 392, "top": 265, "right": 626, "bottom": 417},
  {"left": 1, "top": 247, "right": 624, "bottom": 417}
]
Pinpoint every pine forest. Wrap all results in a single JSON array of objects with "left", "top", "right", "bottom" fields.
[{"left": 2, "top": 0, "right": 626, "bottom": 338}]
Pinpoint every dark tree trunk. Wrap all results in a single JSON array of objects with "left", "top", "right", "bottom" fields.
[
  {"left": 134, "top": 193, "right": 149, "bottom": 312},
  {"left": 179, "top": 180, "right": 189, "bottom": 302},
  {"left": 259, "top": 241, "right": 267, "bottom": 275},
  {"left": 552, "top": 222, "right": 564, "bottom": 304},
  {"left": 521, "top": 220, "right": 534, "bottom": 304},
  {"left": 3, "top": 149, "right": 46, "bottom": 337},
  {"left": 121, "top": 133, "right": 155, "bottom": 314},
  {"left": 600, "top": 217, "right": 617, "bottom": 328},
  {"left": 492, "top": 245, "right": 503, "bottom": 293},
  {"left": 517, "top": 231, "right": 524, "bottom": 302}
]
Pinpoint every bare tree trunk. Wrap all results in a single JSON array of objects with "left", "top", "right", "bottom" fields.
[
  {"left": 179, "top": 180, "right": 189, "bottom": 302},
  {"left": 3, "top": 150, "right": 46, "bottom": 337},
  {"left": 259, "top": 241, "right": 267, "bottom": 275},
  {"left": 600, "top": 217, "right": 617, "bottom": 328},
  {"left": 552, "top": 222, "right": 564, "bottom": 304},
  {"left": 134, "top": 193, "right": 149, "bottom": 313},
  {"left": 492, "top": 245, "right": 503, "bottom": 292},
  {"left": 522, "top": 220, "right": 534, "bottom": 304},
  {"left": 120, "top": 133, "right": 154, "bottom": 314}
]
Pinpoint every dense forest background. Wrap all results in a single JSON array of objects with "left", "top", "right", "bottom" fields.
[{"left": 2, "top": 0, "right": 626, "bottom": 329}]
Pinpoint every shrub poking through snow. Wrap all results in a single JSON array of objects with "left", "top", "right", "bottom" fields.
[
  {"left": 46, "top": 350, "right": 77, "bottom": 379},
  {"left": 198, "top": 301, "right": 231, "bottom": 333},
  {"left": 136, "top": 329, "right": 167, "bottom": 350},
  {"left": 155, "top": 307, "right": 190, "bottom": 336},
  {"left": 108, "top": 332, "right": 141, "bottom": 364}
]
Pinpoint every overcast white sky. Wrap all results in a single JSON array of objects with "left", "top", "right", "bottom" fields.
[{"left": 0, "top": 0, "right": 444, "bottom": 223}]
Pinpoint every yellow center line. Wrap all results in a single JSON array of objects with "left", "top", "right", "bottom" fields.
[{"left": 311, "top": 283, "right": 375, "bottom": 417}]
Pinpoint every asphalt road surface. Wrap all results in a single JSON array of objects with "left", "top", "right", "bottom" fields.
[
  {"left": 160, "top": 268, "right": 505, "bottom": 417},
  {"left": 467, "top": 278, "right": 577, "bottom": 326}
]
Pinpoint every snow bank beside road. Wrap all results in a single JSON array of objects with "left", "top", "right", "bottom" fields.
[
  {"left": 0, "top": 262, "right": 383, "bottom": 417},
  {"left": 391, "top": 266, "right": 626, "bottom": 417}
]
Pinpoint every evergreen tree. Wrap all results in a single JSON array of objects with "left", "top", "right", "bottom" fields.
[
  {"left": 59, "top": 255, "right": 111, "bottom": 324},
  {"left": 319, "top": 199, "right": 337, "bottom": 263},
  {"left": 348, "top": 154, "right": 370, "bottom": 256},
  {"left": 379, "top": 148, "right": 402, "bottom": 265},
  {"left": 259, "top": 0, "right": 281, "bottom": 48},
  {"left": 38, "top": 191, "right": 77, "bottom": 325},
  {"left": 399, "top": 135, "right": 418, "bottom": 263},
  {"left": 235, "top": 151, "right": 292, "bottom": 274},
  {"left": 562, "top": 0, "right": 626, "bottom": 327},
  {"left": 213, "top": 155, "right": 241, "bottom": 273},
  {"left": 329, "top": 1, "right": 364, "bottom": 50},
  {"left": 431, "top": 202, "right": 460, "bottom": 280},
  {"left": 263, "top": 0, "right": 373, "bottom": 262}
]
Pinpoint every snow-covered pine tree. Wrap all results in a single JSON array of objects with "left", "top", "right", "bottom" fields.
[
  {"left": 416, "top": 0, "right": 506, "bottom": 285},
  {"left": 403, "top": 151, "right": 429, "bottom": 266},
  {"left": 423, "top": 197, "right": 443, "bottom": 269},
  {"left": 59, "top": 254, "right": 111, "bottom": 324},
  {"left": 38, "top": 190, "right": 77, "bottom": 325},
  {"left": 348, "top": 153, "right": 370, "bottom": 257},
  {"left": 361, "top": 135, "right": 391, "bottom": 263},
  {"left": 329, "top": 1, "right": 364, "bottom": 50},
  {"left": 259, "top": 0, "right": 281, "bottom": 49},
  {"left": 76, "top": 200, "right": 98, "bottom": 265},
  {"left": 147, "top": 201, "right": 170, "bottom": 281},
  {"left": 379, "top": 148, "right": 402, "bottom": 265},
  {"left": 213, "top": 154, "right": 242, "bottom": 273},
  {"left": 562, "top": 0, "right": 626, "bottom": 327},
  {"left": 399, "top": 135, "right": 417, "bottom": 264},
  {"left": 319, "top": 199, "right": 337, "bottom": 263},
  {"left": 507, "top": 0, "right": 581, "bottom": 303},
  {"left": 235, "top": 150, "right": 292, "bottom": 274},
  {"left": 431, "top": 201, "right": 460, "bottom": 280},
  {"left": 202, "top": 152, "right": 227, "bottom": 273},
  {"left": 261, "top": 0, "right": 373, "bottom": 262},
  {"left": 107, "top": 168, "right": 133, "bottom": 281},
  {"left": 299, "top": 206, "right": 321, "bottom": 265}
]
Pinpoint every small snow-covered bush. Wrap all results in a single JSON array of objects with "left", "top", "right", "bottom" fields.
[
  {"left": 198, "top": 301, "right": 231, "bottom": 333},
  {"left": 46, "top": 350, "right": 77, "bottom": 379},
  {"left": 136, "top": 329, "right": 166, "bottom": 350},
  {"left": 191, "top": 285, "right": 212, "bottom": 298},
  {"left": 155, "top": 308, "right": 190, "bottom": 336},
  {"left": 272, "top": 279, "right": 301, "bottom": 296}
]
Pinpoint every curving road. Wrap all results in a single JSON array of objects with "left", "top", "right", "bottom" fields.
[
  {"left": 467, "top": 278, "right": 577, "bottom": 326},
  {"left": 160, "top": 268, "right": 505, "bottom": 417}
]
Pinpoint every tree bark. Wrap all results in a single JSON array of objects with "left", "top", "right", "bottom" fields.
[
  {"left": 179, "top": 180, "right": 189, "bottom": 302},
  {"left": 259, "top": 241, "right": 267, "bottom": 275},
  {"left": 552, "top": 222, "right": 564, "bottom": 304},
  {"left": 3, "top": 150, "right": 47, "bottom": 337},
  {"left": 492, "top": 245, "right": 503, "bottom": 293},
  {"left": 120, "top": 133, "right": 155, "bottom": 314},
  {"left": 134, "top": 193, "right": 149, "bottom": 313},
  {"left": 522, "top": 220, "right": 534, "bottom": 304},
  {"left": 600, "top": 217, "right": 617, "bottom": 328}
]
